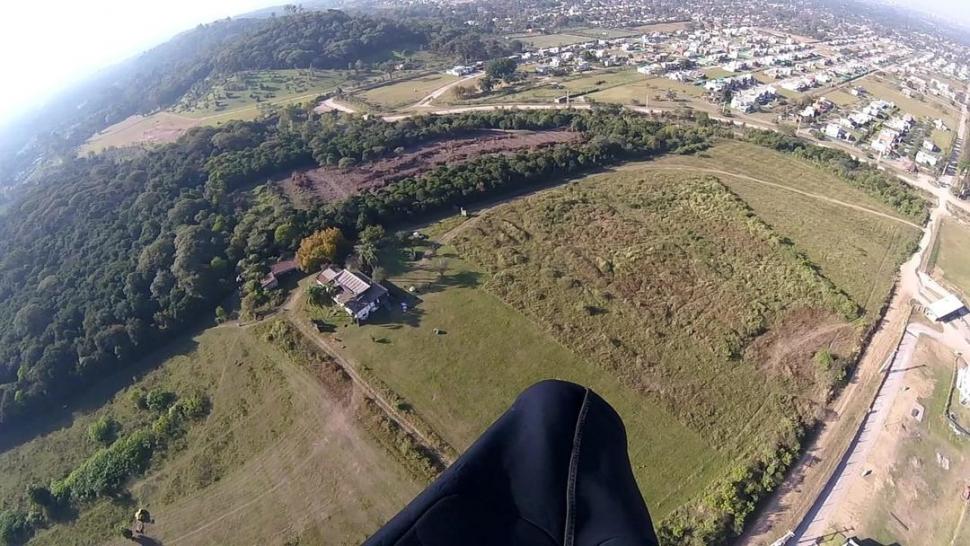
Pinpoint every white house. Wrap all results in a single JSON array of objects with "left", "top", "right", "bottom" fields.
[
  {"left": 824, "top": 123, "right": 846, "bottom": 140},
  {"left": 916, "top": 149, "right": 941, "bottom": 167},
  {"left": 316, "top": 267, "right": 389, "bottom": 322},
  {"left": 447, "top": 65, "right": 475, "bottom": 77}
]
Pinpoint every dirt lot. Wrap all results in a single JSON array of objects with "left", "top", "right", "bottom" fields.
[
  {"left": 833, "top": 334, "right": 970, "bottom": 546},
  {"left": 279, "top": 129, "right": 580, "bottom": 206}
]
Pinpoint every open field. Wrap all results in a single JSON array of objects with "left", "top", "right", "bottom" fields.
[
  {"left": 824, "top": 88, "right": 860, "bottom": 107},
  {"left": 567, "top": 27, "right": 641, "bottom": 39},
  {"left": 4, "top": 326, "right": 419, "bottom": 545},
  {"left": 645, "top": 141, "right": 923, "bottom": 315},
  {"left": 628, "top": 21, "right": 691, "bottom": 34},
  {"left": 81, "top": 113, "right": 202, "bottom": 154},
  {"left": 931, "top": 217, "right": 970, "bottom": 299},
  {"left": 279, "top": 129, "right": 579, "bottom": 206},
  {"left": 856, "top": 74, "right": 959, "bottom": 128},
  {"left": 589, "top": 75, "right": 708, "bottom": 108},
  {"left": 846, "top": 335, "right": 970, "bottom": 546},
  {"left": 311, "top": 245, "right": 727, "bottom": 518},
  {"left": 703, "top": 67, "right": 733, "bottom": 80},
  {"left": 513, "top": 33, "right": 594, "bottom": 48},
  {"left": 174, "top": 69, "right": 360, "bottom": 117},
  {"left": 458, "top": 69, "right": 644, "bottom": 105},
  {"left": 354, "top": 73, "right": 459, "bottom": 111},
  {"left": 452, "top": 170, "right": 861, "bottom": 449}
]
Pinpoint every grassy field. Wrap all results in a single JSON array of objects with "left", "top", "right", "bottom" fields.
[
  {"left": 5, "top": 326, "right": 419, "bottom": 545},
  {"left": 589, "top": 75, "right": 708, "bottom": 108},
  {"left": 824, "top": 88, "right": 860, "bottom": 107},
  {"left": 932, "top": 218, "right": 970, "bottom": 299},
  {"left": 857, "top": 74, "right": 959, "bottom": 128},
  {"left": 173, "top": 69, "right": 361, "bottom": 117},
  {"left": 703, "top": 67, "right": 733, "bottom": 80},
  {"left": 514, "top": 33, "right": 593, "bottom": 48},
  {"left": 567, "top": 27, "right": 641, "bottom": 39},
  {"left": 458, "top": 69, "right": 643, "bottom": 105},
  {"left": 355, "top": 73, "right": 458, "bottom": 110},
  {"left": 311, "top": 243, "right": 727, "bottom": 518},
  {"left": 628, "top": 22, "right": 691, "bottom": 33},
  {"left": 645, "top": 141, "right": 923, "bottom": 315},
  {"left": 452, "top": 170, "right": 862, "bottom": 450}
]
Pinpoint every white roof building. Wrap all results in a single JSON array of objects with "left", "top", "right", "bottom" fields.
[{"left": 926, "top": 293, "right": 965, "bottom": 321}]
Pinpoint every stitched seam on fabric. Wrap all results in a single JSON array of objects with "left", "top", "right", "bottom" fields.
[{"left": 563, "top": 388, "right": 591, "bottom": 546}]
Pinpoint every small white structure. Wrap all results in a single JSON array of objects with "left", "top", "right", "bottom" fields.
[
  {"left": 925, "top": 293, "right": 965, "bottom": 322},
  {"left": 957, "top": 365, "right": 970, "bottom": 406}
]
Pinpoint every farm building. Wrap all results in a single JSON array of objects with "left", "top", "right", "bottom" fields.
[
  {"left": 925, "top": 293, "right": 966, "bottom": 322},
  {"left": 316, "top": 266, "right": 388, "bottom": 322},
  {"left": 260, "top": 259, "right": 299, "bottom": 290}
]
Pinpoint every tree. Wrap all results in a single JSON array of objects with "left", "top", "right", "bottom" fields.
[
  {"left": 451, "top": 85, "right": 471, "bottom": 100},
  {"left": 88, "top": 415, "right": 119, "bottom": 446},
  {"left": 214, "top": 306, "right": 228, "bottom": 324},
  {"left": 485, "top": 58, "right": 517, "bottom": 82},
  {"left": 296, "top": 228, "right": 349, "bottom": 272},
  {"left": 119, "top": 526, "right": 134, "bottom": 540},
  {"left": 26, "top": 484, "right": 54, "bottom": 510},
  {"left": 273, "top": 223, "right": 298, "bottom": 247},
  {"left": 478, "top": 76, "right": 495, "bottom": 94}
]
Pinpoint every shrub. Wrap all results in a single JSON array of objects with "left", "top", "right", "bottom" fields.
[
  {"left": 0, "top": 510, "right": 32, "bottom": 545},
  {"left": 145, "top": 389, "right": 177, "bottom": 413},
  {"left": 88, "top": 415, "right": 119, "bottom": 446}
]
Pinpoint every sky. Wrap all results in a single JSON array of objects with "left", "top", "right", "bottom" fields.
[
  {"left": 0, "top": 0, "right": 278, "bottom": 124},
  {"left": 884, "top": 0, "right": 970, "bottom": 27}
]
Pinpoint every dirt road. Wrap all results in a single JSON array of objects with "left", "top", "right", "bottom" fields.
[
  {"left": 753, "top": 82, "right": 970, "bottom": 546},
  {"left": 287, "top": 316, "right": 455, "bottom": 467}
]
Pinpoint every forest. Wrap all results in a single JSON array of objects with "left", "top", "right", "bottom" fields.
[
  {"left": 0, "top": 106, "right": 724, "bottom": 436},
  {"left": 0, "top": 8, "right": 517, "bottom": 189}
]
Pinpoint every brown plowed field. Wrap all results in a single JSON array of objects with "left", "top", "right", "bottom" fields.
[{"left": 279, "top": 129, "right": 580, "bottom": 206}]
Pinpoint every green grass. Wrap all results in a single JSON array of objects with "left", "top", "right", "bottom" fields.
[
  {"left": 7, "top": 326, "right": 419, "bottom": 545},
  {"left": 355, "top": 73, "right": 459, "bottom": 110},
  {"left": 567, "top": 27, "right": 641, "bottom": 39},
  {"left": 452, "top": 171, "right": 860, "bottom": 449},
  {"left": 462, "top": 69, "right": 643, "bottom": 105},
  {"left": 317, "top": 247, "right": 727, "bottom": 518},
  {"left": 173, "top": 69, "right": 362, "bottom": 118},
  {"left": 516, "top": 33, "right": 593, "bottom": 48},
  {"left": 703, "top": 67, "right": 733, "bottom": 80},
  {"left": 934, "top": 218, "right": 970, "bottom": 300},
  {"left": 823, "top": 89, "right": 860, "bottom": 107},
  {"left": 647, "top": 141, "right": 923, "bottom": 315},
  {"left": 857, "top": 75, "right": 959, "bottom": 128},
  {"left": 932, "top": 127, "right": 955, "bottom": 151},
  {"left": 589, "top": 76, "right": 707, "bottom": 107}
]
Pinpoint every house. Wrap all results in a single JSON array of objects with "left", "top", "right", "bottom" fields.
[
  {"left": 915, "top": 149, "right": 941, "bottom": 167},
  {"left": 824, "top": 123, "right": 846, "bottom": 140},
  {"left": 316, "top": 266, "right": 388, "bottom": 322},
  {"left": 260, "top": 259, "right": 299, "bottom": 290},
  {"left": 923, "top": 139, "right": 939, "bottom": 152},
  {"left": 447, "top": 65, "right": 475, "bottom": 77},
  {"left": 934, "top": 118, "right": 950, "bottom": 131}
]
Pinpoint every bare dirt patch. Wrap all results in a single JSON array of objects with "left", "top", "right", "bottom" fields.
[
  {"left": 745, "top": 308, "right": 858, "bottom": 401},
  {"left": 279, "top": 129, "right": 580, "bottom": 206}
]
